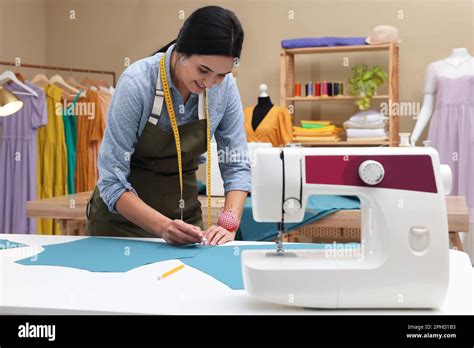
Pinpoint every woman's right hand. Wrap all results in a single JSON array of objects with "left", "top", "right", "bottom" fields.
[{"left": 160, "top": 219, "right": 204, "bottom": 245}]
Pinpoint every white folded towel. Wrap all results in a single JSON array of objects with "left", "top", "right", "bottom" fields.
[
  {"left": 348, "top": 110, "right": 387, "bottom": 126},
  {"left": 346, "top": 128, "right": 388, "bottom": 139}
]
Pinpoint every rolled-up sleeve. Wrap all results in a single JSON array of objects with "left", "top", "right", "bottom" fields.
[
  {"left": 213, "top": 75, "right": 251, "bottom": 193},
  {"left": 97, "top": 74, "right": 143, "bottom": 213}
]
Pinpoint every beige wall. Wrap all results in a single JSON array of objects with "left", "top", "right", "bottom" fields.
[
  {"left": 1, "top": 0, "right": 473, "bottom": 144},
  {"left": 0, "top": 0, "right": 46, "bottom": 71},
  {"left": 0, "top": 0, "right": 46, "bottom": 141}
]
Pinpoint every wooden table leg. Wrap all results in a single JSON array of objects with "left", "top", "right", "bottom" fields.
[{"left": 449, "top": 232, "right": 464, "bottom": 252}]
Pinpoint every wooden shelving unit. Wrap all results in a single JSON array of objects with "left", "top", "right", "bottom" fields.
[{"left": 280, "top": 43, "right": 400, "bottom": 146}]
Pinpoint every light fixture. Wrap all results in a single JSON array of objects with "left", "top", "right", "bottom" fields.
[{"left": 0, "top": 85, "right": 23, "bottom": 117}]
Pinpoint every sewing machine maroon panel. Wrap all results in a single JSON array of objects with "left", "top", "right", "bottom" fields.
[{"left": 305, "top": 155, "right": 438, "bottom": 193}]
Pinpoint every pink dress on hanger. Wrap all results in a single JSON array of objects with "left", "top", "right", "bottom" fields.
[
  {"left": 426, "top": 57, "right": 474, "bottom": 218},
  {"left": 0, "top": 82, "right": 47, "bottom": 233}
]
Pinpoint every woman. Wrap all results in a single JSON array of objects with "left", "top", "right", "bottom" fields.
[{"left": 85, "top": 6, "right": 250, "bottom": 245}]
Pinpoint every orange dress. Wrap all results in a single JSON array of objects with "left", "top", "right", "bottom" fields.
[
  {"left": 244, "top": 105, "right": 292, "bottom": 147},
  {"left": 75, "top": 89, "right": 105, "bottom": 192}
]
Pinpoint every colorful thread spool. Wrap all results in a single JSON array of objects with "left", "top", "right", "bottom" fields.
[
  {"left": 322, "top": 81, "right": 328, "bottom": 96},
  {"left": 315, "top": 82, "right": 321, "bottom": 96},
  {"left": 295, "top": 83, "right": 301, "bottom": 97},
  {"left": 338, "top": 82, "right": 343, "bottom": 95},
  {"left": 327, "top": 82, "right": 333, "bottom": 97},
  {"left": 306, "top": 82, "right": 313, "bottom": 97},
  {"left": 333, "top": 82, "right": 339, "bottom": 96}
]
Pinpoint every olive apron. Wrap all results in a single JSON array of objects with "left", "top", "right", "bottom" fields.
[{"left": 85, "top": 63, "right": 207, "bottom": 238}]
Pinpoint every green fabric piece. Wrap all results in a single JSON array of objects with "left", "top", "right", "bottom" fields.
[{"left": 62, "top": 92, "right": 81, "bottom": 194}]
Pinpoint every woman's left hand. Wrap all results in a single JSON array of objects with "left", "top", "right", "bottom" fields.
[{"left": 204, "top": 225, "right": 235, "bottom": 245}]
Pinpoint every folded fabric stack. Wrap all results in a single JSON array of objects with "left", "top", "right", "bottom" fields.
[
  {"left": 293, "top": 120, "right": 342, "bottom": 142},
  {"left": 343, "top": 110, "right": 389, "bottom": 142}
]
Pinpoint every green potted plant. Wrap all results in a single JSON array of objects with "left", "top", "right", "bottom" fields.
[{"left": 347, "top": 64, "right": 388, "bottom": 110}]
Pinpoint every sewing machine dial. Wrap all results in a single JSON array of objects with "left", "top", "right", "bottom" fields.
[
  {"left": 358, "top": 160, "right": 385, "bottom": 185},
  {"left": 283, "top": 198, "right": 301, "bottom": 216}
]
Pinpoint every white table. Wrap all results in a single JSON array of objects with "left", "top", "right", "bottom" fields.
[{"left": 0, "top": 234, "right": 472, "bottom": 315}]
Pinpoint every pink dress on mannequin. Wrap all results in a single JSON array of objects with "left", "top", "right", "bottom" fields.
[{"left": 426, "top": 57, "right": 474, "bottom": 218}]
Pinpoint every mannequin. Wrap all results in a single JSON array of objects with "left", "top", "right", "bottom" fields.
[
  {"left": 252, "top": 84, "right": 274, "bottom": 130},
  {"left": 411, "top": 48, "right": 474, "bottom": 260},
  {"left": 411, "top": 48, "right": 473, "bottom": 144},
  {"left": 243, "top": 84, "right": 292, "bottom": 147}
]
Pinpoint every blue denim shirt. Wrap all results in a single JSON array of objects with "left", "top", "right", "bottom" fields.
[{"left": 97, "top": 43, "right": 251, "bottom": 213}]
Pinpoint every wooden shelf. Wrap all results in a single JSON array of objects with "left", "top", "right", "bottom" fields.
[
  {"left": 280, "top": 42, "right": 400, "bottom": 146},
  {"left": 284, "top": 44, "right": 394, "bottom": 55},
  {"left": 287, "top": 95, "right": 389, "bottom": 101},
  {"left": 298, "top": 141, "right": 390, "bottom": 146}
]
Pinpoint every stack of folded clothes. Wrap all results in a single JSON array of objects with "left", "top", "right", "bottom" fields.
[
  {"left": 343, "top": 110, "right": 389, "bottom": 142},
  {"left": 293, "top": 120, "right": 342, "bottom": 142}
]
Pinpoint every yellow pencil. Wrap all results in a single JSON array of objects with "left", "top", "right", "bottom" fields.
[{"left": 157, "top": 264, "right": 185, "bottom": 280}]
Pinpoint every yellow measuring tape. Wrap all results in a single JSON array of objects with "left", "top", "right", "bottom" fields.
[{"left": 160, "top": 55, "right": 212, "bottom": 230}]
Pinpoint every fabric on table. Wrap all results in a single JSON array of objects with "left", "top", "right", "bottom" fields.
[
  {"left": 37, "top": 84, "right": 68, "bottom": 235},
  {"left": 14, "top": 236, "right": 355, "bottom": 290},
  {"left": 244, "top": 105, "right": 292, "bottom": 147},
  {"left": 183, "top": 243, "right": 338, "bottom": 290},
  {"left": 281, "top": 37, "right": 367, "bottom": 49},
  {"left": 0, "top": 82, "right": 47, "bottom": 234},
  {"left": 0, "top": 239, "right": 28, "bottom": 249},
  {"left": 239, "top": 196, "right": 360, "bottom": 241},
  {"left": 16, "top": 237, "right": 208, "bottom": 272}
]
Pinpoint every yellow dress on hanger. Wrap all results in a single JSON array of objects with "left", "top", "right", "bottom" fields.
[
  {"left": 243, "top": 105, "right": 292, "bottom": 147},
  {"left": 37, "top": 84, "right": 68, "bottom": 235}
]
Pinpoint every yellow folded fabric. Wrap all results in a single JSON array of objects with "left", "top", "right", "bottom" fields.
[
  {"left": 300, "top": 120, "right": 332, "bottom": 125},
  {"left": 293, "top": 125, "right": 336, "bottom": 133},
  {"left": 293, "top": 126, "right": 342, "bottom": 136},
  {"left": 293, "top": 135, "right": 341, "bottom": 142},
  {"left": 293, "top": 130, "right": 335, "bottom": 136}
]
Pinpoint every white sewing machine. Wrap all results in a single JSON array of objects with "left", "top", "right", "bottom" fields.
[{"left": 242, "top": 146, "right": 452, "bottom": 308}]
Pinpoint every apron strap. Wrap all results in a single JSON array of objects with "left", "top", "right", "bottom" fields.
[
  {"left": 150, "top": 66, "right": 165, "bottom": 120},
  {"left": 197, "top": 91, "right": 206, "bottom": 120}
]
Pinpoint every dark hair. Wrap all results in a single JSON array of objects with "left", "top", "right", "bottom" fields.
[{"left": 152, "top": 6, "right": 244, "bottom": 58}]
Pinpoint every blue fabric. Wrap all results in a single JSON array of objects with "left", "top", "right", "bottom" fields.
[
  {"left": 183, "top": 243, "right": 333, "bottom": 290},
  {"left": 14, "top": 237, "right": 358, "bottom": 290},
  {"left": 97, "top": 43, "right": 251, "bottom": 214},
  {"left": 17, "top": 237, "right": 209, "bottom": 272},
  {"left": 239, "top": 195, "right": 360, "bottom": 241},
  {"left": 196, "top": 179, "right": 206, "bottom": 195},
  {"left": 0, "top": 239, "right": 28, "bottom": 249},
  {"left": 281, "top": 37, "right": 367, "bottom": 49}
]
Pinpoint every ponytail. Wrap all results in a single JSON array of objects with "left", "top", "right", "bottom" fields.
[{"left": 151, "top": 39, "right": 177, "bottom": 56}]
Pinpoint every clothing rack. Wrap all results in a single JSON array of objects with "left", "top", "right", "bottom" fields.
[{"left": 0, "top": 61, "right": 116, "bottom": 86}]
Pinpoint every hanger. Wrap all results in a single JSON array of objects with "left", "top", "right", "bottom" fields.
[
  {"left": 15, "top": 72, "right": 26, "bottom": 83},
  {"left": 80, "top": 77, "right": 100, "bottom": 91},
  {"left": 0, "top": 70, "right": 38, "bottom": 97},
  {"left": 65, "top": 76, "right": 88, "bottom": 91},
  {"left": 96, "top": 72, "right": 111, "bottom": 88},
  {"left": 50, "top": 73, "right": 82, "bottom": 95},
  {"left": 31, "top": 73, "right": 50, "bottom": 87}
]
